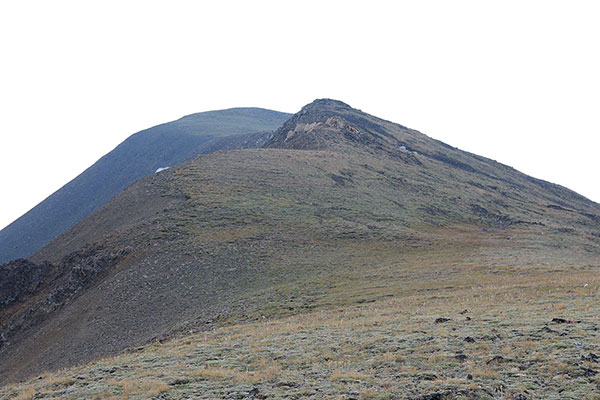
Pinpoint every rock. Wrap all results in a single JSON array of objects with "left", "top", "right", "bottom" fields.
[
  {"left": 487, "top": 355, "right": 509, "bottom": 365},
  {"left": 464, "top": 336, "right": 476, "bottom": 343},
  {"left": 580, "top": 367, "right": 598, "bottom": 377},
  {"left": 459, "top": 309, "right": 469, "bottom": 314},
  {"left": 0, "top": 258, "right": 53, "bottom": 310},
  {"left": 435, "top": 317, "right": 451, "bottom": 323},
  {"left": 274, "top": 381, "right": 298, "bottom": 388},
  {"left": 455, "top": 354, "right": 468, "bottom": 362},
  {"left": 0, "top": 245, "right": 133, "bottom": 352},
  {"left": 169, "top": 378, "right": 191, "bottom": 386},
  {"left": 418, "top": 373, "right": 437, "bottom": 381},
  {"left": 551, "top": 318, "right": 580, "bottom": 324}
]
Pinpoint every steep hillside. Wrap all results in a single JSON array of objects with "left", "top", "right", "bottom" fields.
[
  {"left": 0, "top": 108, "right": 291, "bottom": 264},
  {"left": 0, "top": 100, "right": 598, "bottom": 392},
  {"left": 3, "top": 264, "right": 600, "bottom": 399}
]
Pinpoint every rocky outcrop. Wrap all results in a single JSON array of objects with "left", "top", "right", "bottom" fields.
[
  {"left": 263, "top": 99, "right": 423, "bottom": 167},
  {"left": 0, "top": 259, "right": 53, "bottom": 311},
  {"left": 0, "top": 245, "right": 131, "bottom": 350}
]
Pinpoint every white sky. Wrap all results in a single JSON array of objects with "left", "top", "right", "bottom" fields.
[{"left": 1, "top": 1, "right": 599, "bottom": 231}]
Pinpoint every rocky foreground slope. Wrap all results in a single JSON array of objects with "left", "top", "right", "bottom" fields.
[
  {"left": 1, "top": 100, "right": 599, "bottom": 397},
  {"left": 3, "top": 264, "right": 600, "bottom": 399}
]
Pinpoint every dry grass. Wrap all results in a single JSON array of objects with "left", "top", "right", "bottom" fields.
[
  {"left": 193, "top": 367, "right": 252, "bottom": 383},
  {"left": 329, "top": 370, "right": 371, "bottom": 382},
  {"left": 2, "top": 262, "right": 598, "bottom": 399},
  {"left": 1, "top": 229, "right": 599, "bottom": 399},
  {"left": 11, "top": 388, "right": 36, "bottom": 400},
  {"left": 104, "top": 378, "right": 169, "bottom": 399},
  {"left": 470, "top": 366, "right": 499, "bottom": 379}
]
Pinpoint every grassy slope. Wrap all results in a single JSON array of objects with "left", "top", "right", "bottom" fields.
[
  {"left": 2, "top": 147, "right": 598, "bottom": 395},
  {"left": 2, "top": 240, "right": 599, "bottom": 399},
  {"left": 1, "top": 100, "right": 599, "bottom": 398}
]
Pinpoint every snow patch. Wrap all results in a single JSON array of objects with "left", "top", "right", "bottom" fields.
[{"left": 155, "top": 167, "right": 170, "bottom": 173}]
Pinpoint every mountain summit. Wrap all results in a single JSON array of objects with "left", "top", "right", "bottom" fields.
[
  {"left": 264, "top": 98, "right": 406, "bottom": 152},
  {"left": 0, "top": 100, "right": 598, "bottom": 385}
]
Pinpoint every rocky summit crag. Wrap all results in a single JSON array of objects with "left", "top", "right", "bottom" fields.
[{"left": 0, "top": 100, "right": 599, "bottom": 398}]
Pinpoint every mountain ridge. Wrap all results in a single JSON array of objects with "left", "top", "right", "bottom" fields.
[
  {"left": 268, "top": 99, "right": 598, "bottom": 212},
  {"left": 0, "top": 99, "right": 598, "bottom": 385},
  {"left": 0, "top": 108, "right": 291, "bottom": 264}
]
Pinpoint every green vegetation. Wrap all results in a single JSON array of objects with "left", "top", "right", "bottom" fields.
[
  {"left": 2, "top": 244, "right": 599, "bottom": 399},
  {"left": 2, "top": 99, "right": 598, "bottom": 397}
]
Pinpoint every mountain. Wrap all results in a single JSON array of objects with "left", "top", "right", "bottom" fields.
[
  {"left": 1, "top": 100, "right": 599, "bottom": 394},
  {"left": 0, "top": 108, "right": 291, "bottom": 265}
]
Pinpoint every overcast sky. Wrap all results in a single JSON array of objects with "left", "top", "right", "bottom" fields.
[{"left": 1, "top": 1, "right": 599, "bottom": 231}]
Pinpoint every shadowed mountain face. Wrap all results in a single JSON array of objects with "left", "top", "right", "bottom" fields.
[
  {"left": 0, "top": 99, "right": 599, "bottom": 384},
  {"left": 0, "top": 108, "right": 291, "bottom": 264}
]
